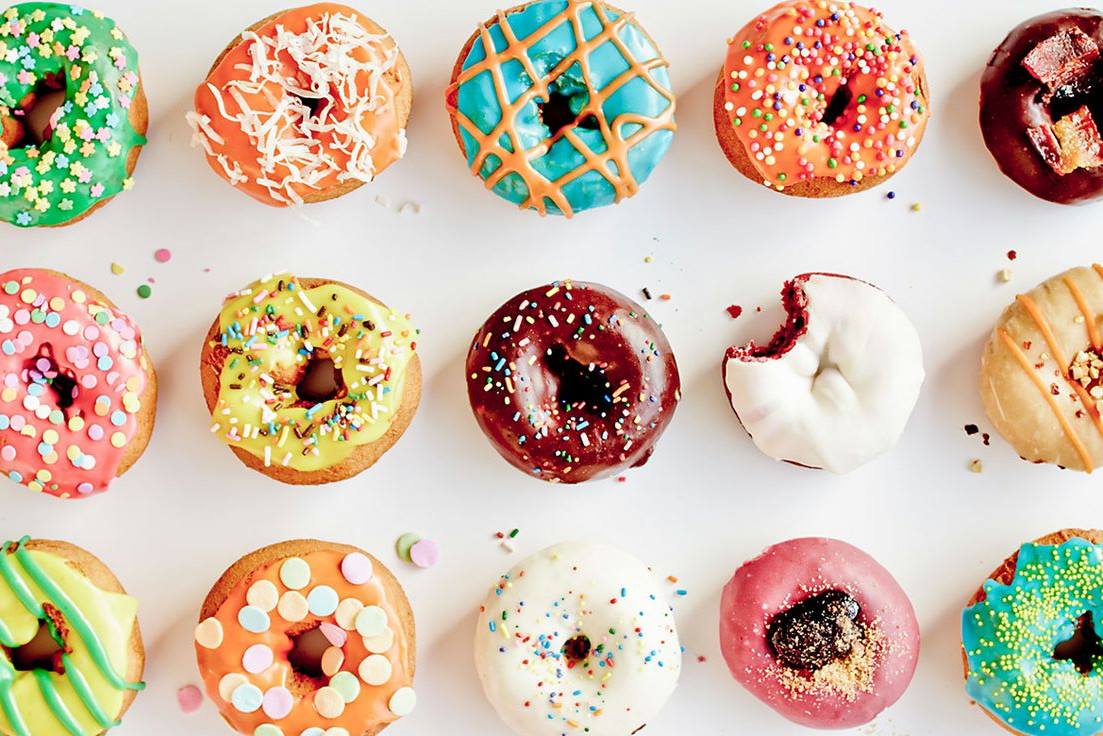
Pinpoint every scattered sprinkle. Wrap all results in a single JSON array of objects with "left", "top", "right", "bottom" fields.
[
  {"left": 644, "top": 255, "right": 654, "bottom": 264},
  {"left": 409, "top": 539, "right": 440, "bottom": 569},
  {"left": 726, "top": 305, "right": 743, "bottom": 319},
  {"left": 910, "top": 202, "right": 922, "bottom": 213},
  {"left": 136, "top": 284, "right": 152, "bottom": 299},
  {"left": 964, "top": 424, "right": 979, "bottom": 436},
  {"left": 110, "top": 263, "right": 125, "bottom": 276},
  {"left": 154, "top": 248, "right": 172, "bottom": 263},
  {"left": 997, "top": 268, "right": 1013, "bottom": 283},
  {"left": 641, "top": 287, "right": 652, "bottom": 301},
  {"left": 886, "top": 191, "right": 896, "bottom": 200},
  {"left": 969, "top": 458, "right": 984, "bottom": 473},
  {"left": 1007, "top": 250, "right": 1018, "bottom": 260},
  {"left": 395, "top": 533, "right": 421, "bottom": 563},
  {"left": 177, "top": 684, "right": 203, "bottom": 714},
  {"left": 659, "top": 293, "right": 671, "bottom": 301}
]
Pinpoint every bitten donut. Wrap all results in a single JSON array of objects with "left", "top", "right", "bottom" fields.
[
  {"left": 0, "top": 268, "right": 156, "bottom": 498},
  {"left": 963, "top": 529, "right": 1103, "bottom": 736},
  {"left": 723, "top": 273, "right": 924, "bottom": 473},
  {"left": 979, "top": 265, "right": 1103, "bottom": 472},
  {"left": 0, "top": 2, "right": 147, "bottom": 227},
  {"left": 714, "top": 0, "right": 930, "bottom": 197},
  {"left": 200, "top": 273, "right": 420, "bottom": 485},
  {"left": 981, "top": 11, "right": 1103, "bottom": 205},
  {"left": 0, "top": 536, "right": 145, "bottom": 735},
  {"left": 475, "top": 542, "right": 681, "bottom": 736},
  {"left": 466, "top": 279, "right": 680, "bottom": 483},
  {"left": 195, "top": 540, "right": 416, "bottom": 736},
  {"left": 187, "top": 3, "right": 412, "bottom": 207},
  {"left": 720, "top": 538, "right": 919, "bottom": 729},
  {"left": 446, "top": 0, "right": 676, "bottom": 216}
]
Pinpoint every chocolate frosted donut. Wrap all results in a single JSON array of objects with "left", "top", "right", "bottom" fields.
[
  {"left": 465, "top": 280, "right": 680, "bottom": 483},
  {"left": 981, "top": 10, "right": 1103, "bottom": 204}
]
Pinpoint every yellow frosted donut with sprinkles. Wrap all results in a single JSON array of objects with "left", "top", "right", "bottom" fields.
[
  {"left": 0, "top": 268, "right": 156, "bottom": 499},
  {"left": 0, "top": 536, "right": 146, "bottom": 735},
  {"left": 195, "top": 539, "right": 416, "bottom": 736},
  {"left": 199, "top": 273, "right": 420, "bottom": 485}
]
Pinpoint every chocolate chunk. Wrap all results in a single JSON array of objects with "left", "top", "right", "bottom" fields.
[
  {"left": 1022, "top": 27, "right": 1100, "bottom": 89},
  {"left": 767, "top": 590, "right": 862, "bottom": 671}
]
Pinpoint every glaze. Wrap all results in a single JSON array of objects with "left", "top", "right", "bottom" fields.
[
  {"left": 718, "top": 0, "right": 928, "bottom": 193},
  {"left": 0, "top": 2, "right": 145, "bottom": 227},
  {"left": 196, "top": 545, "right": 415, "bottom": 735},
  {"left": 0, "top": 269, "right": 152, "bottom": 498},
  {"left": 446, "top": 0, "right": 675, "bottom": 216},
  {"left": 474, "top": 542, "right": 681, "bottom": 736},
  {"left": 188, "top": 3, "right": 408, "bottom": 207},
  {"left": 465, "top": 280, "right": 680, "bottom": 483},
  {"left": 205, "top": 273, "right": 417, "bottom": 476}
]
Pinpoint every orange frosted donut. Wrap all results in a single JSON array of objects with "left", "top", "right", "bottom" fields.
[
  {"left": 713, "top": 0, "right": 930, "bottom": 197},
  {"left": 187, "top": 4, "right": 412, "bottom": 207},
  {"left": 195, "top": 540, "right": 416, "bottom": 736}
]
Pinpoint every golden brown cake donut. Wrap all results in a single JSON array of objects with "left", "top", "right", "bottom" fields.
[
  {"left": 199, "top": 273, "right": 421, "bottom": 485},
  {"left": 195, "top": 539, "right": 416, "bottom": 736},
  {"left": 0, "top": 536, "right": 146, "bottom": 733},
  {"left": 981, "top": 265, "right": 1103, "bottom": 472}
]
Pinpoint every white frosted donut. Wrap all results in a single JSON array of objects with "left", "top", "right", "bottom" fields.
[
  {"left": 474, "top": 542, "right": 682, "bottom": 736},
  {"left": 723, "top": 273, "right": 924, "bottom": 474}
]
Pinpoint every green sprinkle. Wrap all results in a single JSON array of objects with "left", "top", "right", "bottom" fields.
[
  {"left": 828, "top": 158, "right": 838, "bottom": 169},
  {"left": 136, "top": 284, "right": 151, "bottom": 299}
]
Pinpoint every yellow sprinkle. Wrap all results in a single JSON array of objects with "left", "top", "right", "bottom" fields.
[{"left": 110, "top": 262, "right": 125, "bottom": 275}]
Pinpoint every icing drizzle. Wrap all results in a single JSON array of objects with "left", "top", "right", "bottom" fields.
[
  {"left": 0, "top": 2, "right": 145, "bottom": 227},
  {"left": 447, "top": 0, "right": 676, "bottom": 216},
  {"left": 0, "top": 537, "right": 143, "bottom": 736},
  {"left": 964, "top": 538, "right": 1103, "bottom": 736}
]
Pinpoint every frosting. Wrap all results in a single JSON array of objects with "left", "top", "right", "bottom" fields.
[
  {"left": 465, "top": 280, "right": 680, "bottom": 482},
  {"left": 207, "top": 273, "right": 417, "bottom": 474},
  {"left": 0, "top": 537, "right": 143, "bottom": 735},
  {"left": 719, "top": 0, "right": 928, "bottom": 191},
  {"left": 447, "top": 0, "right": 675, "bottom": 216},
  {"left": 964, "top": 538, "right": 1103, "bottom": 736},
  {"left": 0, "top": 269, "right": 150, "bottom": 498},
  {"left": 0, "top": 2, "right": 145, "bottom": 227},
  {"left": 723, "top": 273, "right": 924, "bottom": 473},
  {"left": 720, "top": 537, "right": 919, "bottom": 729},
  {"left": 187, "top": 3, "right": 407, "bottom": 207},
  {"left": 195, "top": 548, "right": 415, "bottom": 734},
  {"left": 474, "top": 542, "right": 681, "bottom": 736}
]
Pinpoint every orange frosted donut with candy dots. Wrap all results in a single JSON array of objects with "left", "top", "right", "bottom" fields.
[
  {"left": 713, "top": 0, "right": 931, "bottom": 197},
  {"left": 0, "top": 268, "right": 156, "bottom": 499},
  {"left": 195, "top": 539, "right": 417, "bottom": 736}
]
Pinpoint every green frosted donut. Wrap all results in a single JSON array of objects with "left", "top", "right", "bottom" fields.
[{"left": 0, "top": 3, "right": 146, "bottom": 228}]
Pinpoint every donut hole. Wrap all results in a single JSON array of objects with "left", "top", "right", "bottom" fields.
[
  {"left": 295, "top": 353, "right": 346, "bottom": 405},
  {"left": 820, "top": 84, "right": 854, "bottom": 128},
  {"left": 25, "top": 350, "right": 79, "bottom": 413},
  {"left": 293, "top": 93, "right": 325, "bottom": 121},
  {"left": 8, "top": 619, "right": 64, "bottom": 674},
  {"left": 1054, "top": 611, "right": 1103, "bottom": 675},
  {"left": 4, "top": 73, "right": 67, "bottom": 149},
  {"left": 545, "top": 344, "right": 611, "bottom": 415},
  {"left": 538, "top": 68, "right": 599, "bottom": 138},
  {"left": 287, "top": 625, "right": 330, "bottom": 681},
  {"left": 561, "top": 634, "right": 592, "bottom": 666}
]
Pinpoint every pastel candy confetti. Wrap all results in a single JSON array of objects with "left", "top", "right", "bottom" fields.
[
  {"left": 177, "top": 684, "right": 203, "bottom": 714},
  {"left": 410, "top": 539, "right": 440, "bottom": 569}
]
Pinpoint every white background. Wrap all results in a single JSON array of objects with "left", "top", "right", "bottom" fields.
[{"left": 4, "top": 0, "right": 1103, "bottom": 734}]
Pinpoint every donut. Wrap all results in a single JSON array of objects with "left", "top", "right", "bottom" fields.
[
  {"left": 981, "top": 11, "right": 1103, "bottom": 205},
  {"left": 445, "top": 0, "right": 676, "bottom": 216},
  {"left": 713, "top": 0, "right": 930, "bottom": 197},
  {"left": 720, "top": 537, "right": 919, "bottom": 729},
  {"left": 0, "top": 536, "right": 145, "bottom": 735},
  {"left": 962, "top": 529, "right": 1103, "bottom": 736},
  {"left": 0, "top": 268, "right": 156, "bottom": 499},
  {"left": 195, "top": 539, "right": 416, "bottom": 736},
  {"left": 474, "top": 542, "right": 681, "bottom": 736},
  {"left": 979, "top": 264, "right": 1103, "bottom": 472},
  {"left": 465, "top": 279, "right": 680, "bottom": 483},
  {"left": 722, "top": 273, "right": 924, "bottom": 473},
  {"left": 199, "top": 273, "right": 420, "bottom": 485},
  {"left": 187, "top": 3, "right": 412, "bottom": 207},
  {"left": 0, "top": 2, "right": 148, "bottom": 228}
]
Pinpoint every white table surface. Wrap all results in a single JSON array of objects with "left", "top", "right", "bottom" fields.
[{"left": 6, "top": 0, "right": 1103, "bottom": 734}]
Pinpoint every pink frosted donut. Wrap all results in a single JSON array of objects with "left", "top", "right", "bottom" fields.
[
  {"left": 0, "top": 269, "right": 157, "bottom": 498},
  {"left": 719, "top": 538, "right": 919, "bottom": 729}
]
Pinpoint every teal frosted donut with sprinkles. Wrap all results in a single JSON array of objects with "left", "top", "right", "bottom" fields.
[
  {"left": 445, "top": 0, "right": 676, "bottom": 216},
  {"left": 963, "top": 530, "right": 1103, "bottom": 736},
  {"left": 0, "top": 2, "right": 148, "bottom": 228}
]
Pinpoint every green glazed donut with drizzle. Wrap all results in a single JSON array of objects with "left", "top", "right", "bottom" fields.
[
  {"left": 0, "top": 2, "right": 147, "bottom": 228},
  {"left": 0, "top": 536, "right": 145, "bottom": 735}
]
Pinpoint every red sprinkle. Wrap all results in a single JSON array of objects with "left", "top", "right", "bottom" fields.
[
  {"left": 726, "top": 304, "right": 743, "bottom": 319},
  {"left": 1007, "top": 250, "right": 1018, "bottom": 260}
]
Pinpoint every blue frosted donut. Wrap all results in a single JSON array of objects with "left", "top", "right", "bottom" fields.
[{"left": 446, "top": 0, "right": 676, "bottom": 216}]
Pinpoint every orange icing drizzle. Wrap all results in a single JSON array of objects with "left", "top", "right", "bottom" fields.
[
  {"left": 998, "top": 328, "right": 1092, "bottom": 471},
  {"left": 189, "top": 3, "right": 406, "bottom": 207},
  {"left": 720, "top": 0, "right": 928, "bottom": 190},
  {"left": 195, "top": 550, "right": 413, "bottom": 734},
  {"left": 1064, "top": 276, "right": 1101, "bottom": 349},
  {"left": 446, "top": 0, "right": 676, "bottom": 216}
]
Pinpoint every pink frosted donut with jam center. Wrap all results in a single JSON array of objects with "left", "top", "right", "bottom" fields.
[{"left": 719, "top": 538, "right": 919, "bottom": 729}]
